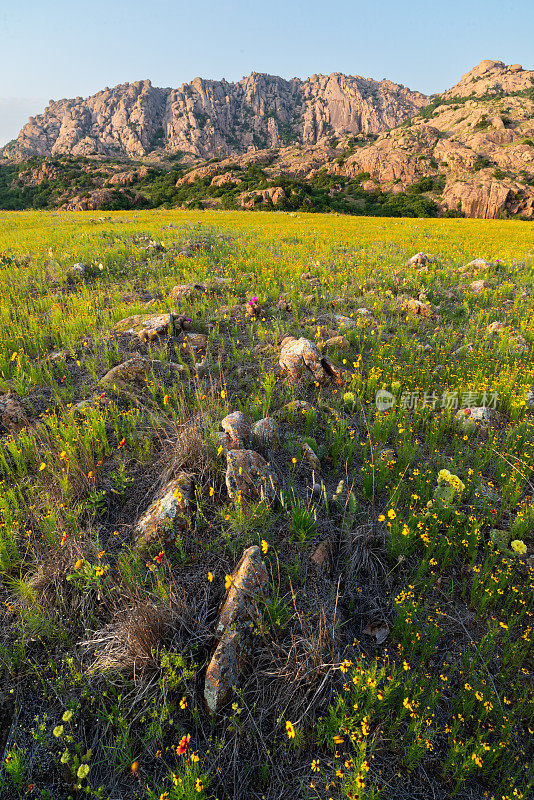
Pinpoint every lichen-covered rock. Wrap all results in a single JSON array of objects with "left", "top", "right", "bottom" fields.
[
  {"left": 204, "top": 628, "right": 247, "bottom": 714},
  {"left": 405, "top": 252, "right": 429, "bottom": 267},
  {"left": 100, "top": 355, "right": 151, "bottom": 388},
  {"left": 170, "top": 283, "right": 203, "bottom": 300},
  {"left": 135, "top": 473, "right": 194, "bottom": 551},
  {"left": 470, "top": 280, "right": 489, "bottom": 293},
  {"left": 66, "top": 263, "right": 86, "bottom": 283},
  {"left": 300, "top": 441, "right": 322, "bottom": 474},
  {"left": 324, "top": 335, "right": 348, "bottom": 351},
  {"left": 251, "top": 417, "right": 281, "bottom": 451},
  {"left": 183, "top": 332, "right": 208, "bottom": 356},
  {"left": 310, "top": 539, "right": 332, "bottom": 575},
  {"left": 401, "top": 298, "right": 433, "bottom": 317},
  {"left": 279, "top": 335, "right": 344, "bottom": 385},
  {"left": 487, "top": 321, "right": 506, "bottom": 334},
  {"left": 455, "top": 406, "right": 498, "bottom": 433},
  {"left": 331, "top": 314, "right": 357, "bottom": 329},
  {"left": 0, "top": 392, "right": 30, "bottom": 433},
  {"left": 225, "top": 449, "right": 278, "bottom": 501},
  {"left": 113, "top": 313, "right": 175, "bottom": 342},
  {"left": 466, "top": 259, "right": 492, "bottom": 270},
  {"left": 221, "top": 411, "right": 251, "bottom": 451},
  {"left": 216, "top": 545, "right": 269, "bottom": 635}
]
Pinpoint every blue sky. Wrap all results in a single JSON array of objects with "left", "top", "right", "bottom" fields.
[{"left": 1, "top": 0, "right": 533, "bottom": 145}]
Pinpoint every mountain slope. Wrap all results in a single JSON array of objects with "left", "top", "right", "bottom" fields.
[{"left": 335, "top": 60, "right": 534, "bottom": 218}]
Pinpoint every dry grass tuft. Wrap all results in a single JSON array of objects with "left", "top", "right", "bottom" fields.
[{"left": 82, "top": 598, "right": 170, "bottom": 676}]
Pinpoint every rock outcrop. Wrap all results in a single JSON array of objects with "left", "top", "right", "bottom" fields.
[{"left": 2, "top": 73, "right": 428, "bottom": 162}]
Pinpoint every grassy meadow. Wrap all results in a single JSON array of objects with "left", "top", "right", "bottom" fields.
[{"left": 0, "top": 209, "right": 533, "bottom": 800}]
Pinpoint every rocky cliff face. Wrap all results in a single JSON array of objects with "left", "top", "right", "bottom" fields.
[
  {"left": 1, "top": 72, "right": 428, "bottom": 161},
  {"left": 334, "top": 60, "right": 534, "bottom": 218}
]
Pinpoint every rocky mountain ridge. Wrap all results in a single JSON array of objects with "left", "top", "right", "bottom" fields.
[
  {"left": 1, "top": 60, "right": 533, "bottom": 218},
  {"left": 1, "top": 71, "right": 428, "bottom": 162}
]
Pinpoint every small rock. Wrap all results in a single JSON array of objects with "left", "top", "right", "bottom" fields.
[
  {"left": 66, "top": 263, "right": 86, "bottom": 283},
  {"left": 42, "top": 349, "right": 74, "bottom": 364},
  {"left": 310, "top": 539, "right": 331, "bottom": 575},
  {"left": 324, "top": 335, "right": 348, "bottom": 351},
  {"left": 0, "top": 392, "right": 30, "bottom": 433},
  {"left": 300, "top": 441, "right": 321, "bottom": 474},
  {"left": 100, "top": 355, "right": 151, "bottom": 388},
  {"left": 221, "top": 411, "right": 251, "bottom": 451},
  {"left": 276, "top": 293, "right": 292, "bottom": 311},
  {"left": 113, "top": 313, "right": 176, "bottom": 343},
  {"left": 183, "top": 332, "right": 208, "bottom": 356},
  {"left": 251, "top": 417, "right": 281, "bottom": 451},
  {"left": 278, "top": 400, "right": 317, "bottom": 418},
  {"left": 401, "top": 298, "right": 433, "bottom": 317},
  {"left": 455, "top": 406, "right": 497, "bottom": 434},
  {"left": 405, "top": 252, "right": 429, "bottom": 267},
  {"left": 225, "top": 449, "right": 278, "bottom": 502},
  {"left": 465, "top": 258, "right": 492, "bottom": 270},
  {"left": 279, "top": 336, "right": 344, "bottom": 385},
  {"left": 170, "top": 283, "right": 203, "bottom": 300},
  {"left": 487, "top": 321, "right": 506, "bottom": 334},
  {"left": 453, "top": 343, "right": 474, "bottom": 355},
  {"left": 331, "top": 314, "right": 357, "bottom": 329},
  {"left": 135, "top": 473, "right": 194, "bottom": 552},
  {"left": 470, "top": 280, "right": 489, "bottom": 293},
  {"left": 195, "top": 360, "right": 208, "bottom": 378}
]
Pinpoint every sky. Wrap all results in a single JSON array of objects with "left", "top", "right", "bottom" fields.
[{"left": 1, "top": 0, "right": 533, "bottom": 146}]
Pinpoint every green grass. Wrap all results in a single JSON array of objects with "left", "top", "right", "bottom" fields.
[{"left": 0, "top": 209, "right": 532, "bottom": 800}]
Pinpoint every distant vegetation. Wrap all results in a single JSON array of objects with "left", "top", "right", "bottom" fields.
[{"left": 0, "top": 156, "right": 442, "bottom": 217}]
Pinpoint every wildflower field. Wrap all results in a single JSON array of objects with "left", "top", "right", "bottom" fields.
[{"left": 0, "top": 209, "right": 533, "bottom": 800}]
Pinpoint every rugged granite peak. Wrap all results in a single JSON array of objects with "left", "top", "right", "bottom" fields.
[
  {"left": 442, "top": 59, "right": 534, "bottom": 99},
  {"left": 1, "top": 72, "right": 428, "bottom": 161}
]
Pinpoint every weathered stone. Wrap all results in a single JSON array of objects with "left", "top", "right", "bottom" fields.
[
  {"left": 455, "top": 406, "right": 497, "bottom": 433},
  {"left": 204, "top": 628, "right": 247, "bottom": 714},
  {"left": 278, "top": 400, "right": 317, "bottom": 418},
  {"left": 251, "top": 417, "right": 281, "bottom": 451},
  {"left": 405, "top": 252, "right": 429, "bottom": 267},
  {"left": 216, "top": 545, "right": 269, "bottom": 635},
  {"left": 0, "top": 392, "right": 30, "bottom": 433},
  {"left": 324, "top": 335, "right": 348, "bottom": 351},
  {"left": 401, "top": 298, "right": 433, "bottom": 317},
  {"left": 300, "top": 441, "right": 322, "bottom": 473},
  {"left": 100, "top": 355, "right": 151, "bottom": 388},
  {"left": 66, "top": 263, "right": 86, "bottom": 283},
  {"left": 42, "top": 349, "right": 74, "bottom": 363},
  {"left": 487, "top": 321, "right": 506, "bottom": 334},
  {"left": 310, "top": 539, "right": 331, "bottom": 575},
  {"left": 279, "top": 335, "right": 344, "bottom": 385},
  {"left": 225, "top": 449, "right": 278, "bottom": 502},
  {"left": 170, "top": 283, "right": 203, "bottom": 300},
  {"left": 221, "top": 411, "right": 251, "bottom": 451},
  {"left": 331, "top": 314, "right": 357, "bottom": 329},
  {"left": 135, "top": 473, "right": 194, "bottom": 551},
  {"left": 470, "top": 280, "right": 489, "bottom": 293},
  {"left": 113, "top": 313, "right": 175, "bottom": 343},
  {"left": 183, "top": 332, "right": 208, "bottom": 356}
]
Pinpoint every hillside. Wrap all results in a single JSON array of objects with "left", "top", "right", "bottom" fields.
[{"left": 1, "top": 60, "right": 533, "bottom": 218}]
